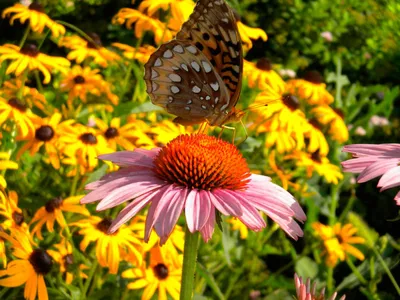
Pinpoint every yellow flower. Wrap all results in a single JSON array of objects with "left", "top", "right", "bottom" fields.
[
  {"left": 266, "top": 150, "right": 294, "bottom": 190},
  {"left": 59, "top": 123, "right": 113, "bottom": 173},
  {"left": 0, "top": 152, "right": 18, "bottom": 188},
  {"left": 304, "top": 119, "right": 329, "bottom": 156},
  {"left": 147, "top": 119, "right": 193, "bottom": 147},
  {"left": 311, "top": 106, "right": 349, "bottom": 143},
  {"left": 244, "top": 59, "right": 285, "bottom": 92},
  {"left": 0, "top": 190, "right": 29, "bottom": 232},
  {"left": 95, "top": 117, "right": 154, "bottom": 151},
  {"left": 17, "top": 113, "right": 64, "bottom": 169},
  {"left": 112, "top": 8, "right": 173, "bottom": 44},
  {"left": 59, "top": 34, "right": 120, "bottom": 67},
  {"left": 47, "top": 239, "right": 88, "bottom": 284},
  {"left": 60, "top": 65, "right": 118, "bottom": 107},
  {"left": 0, "top": 43, "right": 70, "bottom": 84},
  {"left": 313, "top": 222, "right": 366, "bottom": 267},
  {"left": 2, "top": 2, "right": 66, "bottom": 38},
  {"left": 286, "top": 151, "right": 343, "bottom": 184},
  {"left": 237, "top": 21, "right": 268, "bottom": 51},
  {"left": 0, "top": 229, "right": 52, "bottom": 300},
  {"left": 30, "top": 195, "right": 89, "bottom": 240},
  {"left": 286, "top": 71, "right": 334, "bottom": 105},
  {"left": 1, "top": 79, "right": 46, "bottom": 110},
  {"left": 0, "top": 96, "right": 35, "bottom": 138},
  {"left": 71, "top": 216, "right": 143, "bottom": 274},
  {"left": 122, "top": 246, "right": 182, "bottom": 300},
  {"left": 228, "top": 217, "right": 249, "bottom": 239},
  {"left": 112, "top": 43, "right": 156, "bottom": 64}
]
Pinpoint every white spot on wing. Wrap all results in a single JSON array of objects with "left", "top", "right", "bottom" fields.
[
  {"left": 186, "top": 46, "right": 197, "bottom": 54},
  {"left": 163, "top": 50, "right": 173, "bottom": 58},
  {"left": 172, "top": 66, "right": 179, "bottom": 71},
  {"left": 220, "top": 104, "right": 229, "bottom": 111},
  {"left": 206, "top": 96, "right": 211, "bottom": 101},
  {"left": 185, "top": 106, "right": 191, "bottom": 111},
  {"left": 201, "top": 105, "right": 207, "bottom": 110},
  {"left": 192, "top": 86, "right": 201, "bottom": 93},
  {"left": 151, "top": 70, "right": 158, "bottom": 79},
  {"left": 181, "top": 64, "right": 189, "bottom": 72},
  {"left": 191, "top": 61, "right": 201, "bottom": 72},
  {"left": 173, "top": 45, "right": 184, "bottom": 53},
  {"left": 221, "top": 18, "right": 229, "bottom": 23},
  {"left": 171, "top": 86, "right": 180, "bottom": 94},
  {"left": 187, "top": 99, "right": 193, "bottom": 104},
  {"left": 201, "top": 61, "right": 212, "bottom": 73},
  {"left": 168, "top": 74, "right": 182, "bottom": 82},
  {"left": 154, "top": 58, "right": 162, "bottom": 67},
  {"left": 210, "top": 82, "right": 220, "bottom": 91},
  {"left": 152, "top": 82, "right": 159, "bottom": 91}
]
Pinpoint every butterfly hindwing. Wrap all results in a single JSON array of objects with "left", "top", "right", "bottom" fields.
[{"left": 144, "top": 40, "right": 231, "bottom": 126}]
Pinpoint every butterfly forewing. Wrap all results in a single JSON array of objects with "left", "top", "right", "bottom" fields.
[
  {"left": 144, "top": 40, "right": 231, "bottom": 126},
  {"left": 176, "top": 0, "right": 243, "bottom": 107}
]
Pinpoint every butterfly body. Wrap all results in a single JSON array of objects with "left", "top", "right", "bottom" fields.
[{"left": 144, "top": 0, "right": 243, "bottom": 127}]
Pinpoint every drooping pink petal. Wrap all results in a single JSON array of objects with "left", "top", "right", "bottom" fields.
[
  {"left": 341, "top": 156, "right": 381, "bottom": 173},
  {"left": 200, "top": 206, "right": 215, "bottom": 243},
  {"left": 377, "top": 166, "right": 400, "bottom": 191},
  {"left": 357, "top": 158, "right": 399, "bottom": 183},
  {"left": 211, "top": 189, "right": 243, "bottom": 216},
  {"left": 85, "top": 168, "right": 143, "bottom": 190},
  {"left": 343, "top": 144, "right": 400, "bottom": 157},
  {"left": 395, "top": 191, "right": 400, "bottom": 205},
  {"left": 236, "top": 198, "right": 266, "bottom": 231},
  {"left": 185, "top": 189, "right": 211, "bottom": 233}
]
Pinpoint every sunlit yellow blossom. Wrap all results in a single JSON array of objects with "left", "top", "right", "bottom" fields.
[
  {"left": 112, "top": 43, "right": 156, "bottom": 64},
  {"left": 286, "top": 151, "right": 343, "bottom": 184},
  {"left": 2, "top": 2, "right": 66, "bottom": 38},
  {"left": 286, "top": 71, "right": 334, "bottom": 105},
  {"left": 59, "top": 123, "right": 113, "bottom": 173},
  {"left": 30, "top": 195, "right": 89, "bottom": 240},
  {"left": 112, "top": 8, "right": 173, "bottom": 44},
  {"left": 244, "top": 59, "right": 285, "bottom": 92},
  {"left": 0, "top": 96, "right": 35, "bottom": 138},
  {"left": 313, "top": 222, "right": 366, "bottom": 267},
  {"left": 47, "top": 239, "right": 88, "bottom": 284},
  {"left": 228, "top": 217, "right": 248, "bottom": 239},
  {"left": 59, "top": 34, "right": 120, "bottom": 67},
  {"left": 71, "top": 216, "right": 142, "bottom": 274},
  {"left": 17, "top": 113, "right": 64, "bottom": 169},
  {"left": 60, "top": 65, "right": 118, "bottom": 107},
  {"left": 0, "top": 44, "right": 70, "bottom": 84},
  {"left": 122, "top": 246, "right": 182, "bottom": 300},
  {"left": 236, "top": 20, "right": 268, "bottom": 51},
  {"left": 0, "top": 152, "right": 18, "bottom": 188},
  {"left": 147, "top": 119, "right": 193, "bottom": 147},
  {"left": 0, "top": 190, "right": 29, "bottom": 233},
  {"left": 304, "top": 119, "right": 329, "bottom": 156},
  {"left": 312, "top": 106, "right": 349, "bottom": 143},
  {"left": 0, "top": 229, "right": 51, "bottom": 300},
  {"left": 1, "top": 79, "right": 46, "bottom": 110}
]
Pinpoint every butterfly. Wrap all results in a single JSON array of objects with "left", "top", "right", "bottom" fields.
[{"left": 144, "top": 0, "right": 243, "bottom": 127}]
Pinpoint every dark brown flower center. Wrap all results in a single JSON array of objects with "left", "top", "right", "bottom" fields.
[
  {"left": 8, "top": 97, "right": 27, "bottom": 112},
  {"left": 45, "top": 197, "right": 63, "bottom": 212},
  {"left": 333, "top": 108, "right": 344, "bottom": 119},
  {"left": 86, "top": 32, "right": 103, "bottom": 49},
  {"left": 311, "top": 150, "right": 322, "bottom": 163},
  {"left": 28, "top": 2, "right": 45, "bottom": 13},
  {"left": 80, "top": 133, "right": 97, "bottom": 145},
  {"left": 73, "top": 75, "right": 85, "bottom": 84},
  {"left": 29, "top": 249, "right": 53, "bottom": 275},
  {"left": 308, "top": 118, "right": 323, "bottom": 130},
  {"left": 303, "top": 71, "right": 323, "bottom": 84},
  {"left": 96, "top": 217, "right": 114, "bottom": 233},
  {"left": 20, "top": 44, "right": 39, "bottom": 57},
  {"left": 256, "top": 58, "right": 272, "bottom": 71},
  {"left": 153, "top": 263, "right": 169, "bottom": 280},
  {"left": 282, "top": 94, "right": 300, "bottom": 111},
  {"left": 35, "top": 125, "right": 55, "bottom": 142},
  {"left": 64, "top": 254, "right": 74, "bottom": 267},
  {"left": 12, "top": 211, "right": 24, "bottom": 226},
  {"left": 105, "top": 127, "right": 119, "bottom": 139}
]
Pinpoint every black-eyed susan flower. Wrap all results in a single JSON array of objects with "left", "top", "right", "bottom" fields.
[
  {"left": 59, "top": 34, "right": 120, "bottom": 67},
  {"left": 95, "top": 117, "right": 153, "bottom": 151},
  {"left": 0, "top": 190, "right": 29, "bottom": 232},
  {"left": 2, "top": 1, "right": 66, "bottom": 38},
  {"left": 60, "top": 65, "right": 118, "bottom": 107},
  {"left": 59, "top": 123, "right": 113, "bottom": 173},
  {"left": 286, "top": 71, "right": 334, "bottom": 106},
  {"left": 112, "top": 43, "right": 156, "bottom": 64},
  {"left": 1, "top": 79, "right": 46, "bottom": 110},
  {"left": 0, "top": 152, "right": 18, "bottom": 188},
  {"left": 82, "top": 134, "right": 306, "bottom": 243},
  {"left": 70, "top": 216, "right": 142, "bottom": 274},
  {"left": 30, "top": 195, "right": 89, "bottom": 240},
  {"left": 232, "top": 11, "right": 268, "bottom": 51},
  {"left": 0, "top": 229, "right": 52, "bottom": 300},
  {"left": 0, "top": 96, "right": 35, "bottom": 138},
  {"left": 294, "top": 273, "right": 346, "bottom": 300},
  {"left": 122, "top": 246, "right": 182, "bottom": 300},
  {"left": 312, "top": 106, "right": 349, "bottom": 143},
  {"left": 17, "top": 113, "right": 64, "bottom": 169},
  {"left": 287, "top": 151, "right": 343, "bottom": 185},
  {"left": 244, "top": 58, "right": 286, "bottom": 92},
  {"left": 0, "top": 44, "right": 70, "bottom": 84},
  {"left": 146, "top": 119, "right": 192, "bottom": 147},
  {"left": 312, "top": 222, "right": 366, "bottom": 267},
  {"left": 228, "top": 217, "right": 249, "bottom": 239},
  {"left": 304, "top": 119, "right": 329, "bottom": 156},
  {"left": 112, "top": 8, "right": 173, "bottom": 44}
]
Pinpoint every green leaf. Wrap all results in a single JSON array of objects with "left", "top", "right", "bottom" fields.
[{"left": 295, "top": 256, "right": 318, "bottom": 279}]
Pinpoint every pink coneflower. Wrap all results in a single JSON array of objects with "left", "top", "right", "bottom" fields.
[
  {"left": 294, "top": 274, "right": 346, "bottom": 300},
  {"left": 82, "top": 134, "right": 306, "bottom": 244},
  {"left": 342, "top": 144, "right": 400, "bottom": 204}
]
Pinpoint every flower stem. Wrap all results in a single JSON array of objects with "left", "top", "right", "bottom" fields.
[
  {"left": 180, "top": 226, "right": 200, "bottom": 300},
  {"left": 70, "top": 168, "right": 80, "bottom": 196},
  {"left": 19, "top": 26, "right": 30, "bottom": 48},
  {"left": 372, "top": 247, "right": 400, "bottom": 295},
  {"left": 82, "top": 260, "right": 98, "bottom": 298},
  {"left": 327, "top": 266, "right": 334, "bottom": 296},
  {"left": 346, "top": 258, "right": 367, "bottom": 285},
  {"left": 329, "top": 184, "right": 339, "bottom": 226}
]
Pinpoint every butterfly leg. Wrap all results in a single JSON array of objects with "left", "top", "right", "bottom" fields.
[
  {"left": 220, "top": 125, "right": 237, "bottom": 144},
  {"left": 197, "top": 122, "right": 209, "bottom": 135}
]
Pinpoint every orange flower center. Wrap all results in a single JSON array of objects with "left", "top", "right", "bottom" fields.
[
  {"left": 29, "top": 249, "right": 53, "bottom": 275},
  {"left": 256, "top": 58, "right": 272, "bottom": 71},
  {"left": 153, "top": 263, "right": 169, "bottom": 279},
  {"left": 29, "top": 2, "right": 45, "bottom": 13},
  {"left": 45, "top": 197, "right": 63, "bottom": 212},
  {"left": 36, "top": 125, "right": 55, "bottom": 142},
  {"left": 303, "top": 71, "right": 323, "bottom": 84},
  {"left": 20, "top": 44, "right": 39, "bottom": 57},
  {"left": 282, "top": 94, "right": 299, "bottom": 111},
  {"left": 153, "top": 134, "right": 250, "bottom": 191}
]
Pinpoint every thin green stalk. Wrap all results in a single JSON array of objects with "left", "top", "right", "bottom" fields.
[
  {"left": 0, "top": 287, "right": 9, "bottom": 299},
  {"left": 56, "top": 21, "right": 100, "bottom": 49},
  {"left": 70, "top": 168, "right": 80, "bottom": 196},
  {"left": 17, "top": 70, "right": 28, "bottom": 100},
  {"left": 327, "top": 267, "right": 334, "bottom": 296},
  {"left": 346, "top": 258, "right": 367, "bottom": 285},
  {"left": 372, "top": 247, "right": 400, "bottom": 295},
  {"left": 180, "top": 226, "right": 200, "bottom": 300},
  {"left": 335, "top": 55, "right": 343, "bottom": 108},
  {"left": 82, "top": 260, "right": 99, "bottom": 298},
  {"left": 338, "top": 194, "right": 356, "bottom": 223},
  {"left": 34, "top": 70, "right": 44, "bottom": 93},
  {"left": 37, "top": 29, "right": 51, "bottom": 50},
  {"left": 19, "top": 26, "right": 30, "bottom": 48},
  {"left": 329, "top": 184, "right": 339, "bottom": 226}
]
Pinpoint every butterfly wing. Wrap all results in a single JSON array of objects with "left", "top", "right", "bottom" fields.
[
  {"left": 176, "top": 0, "right": 243, "bottom": 108},
  {"left": 144, "top": 40, "right": 231, "bottom": 126}
]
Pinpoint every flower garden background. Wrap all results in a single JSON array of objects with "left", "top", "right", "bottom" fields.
[{"left": 0, "top": 0, "right": 400, "bottom": 299}]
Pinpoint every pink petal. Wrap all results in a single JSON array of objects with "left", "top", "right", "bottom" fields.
[
  {"left": 185, "top": 190, "right": 210, "bottom": 233},
  {"left": 357, "top": 158, "right": 399, "bottom": 183},
  {"left": 342, "top": 144, "right": 400, "bottom": 157},
  {"left": 394, "top": 191, "right": 400, "bottom": 205},
  {"left": 341, "top": 157, "right": 380, "bottom": 173},
  {"left": 200, "top": 206, "right": 215, "bottom": 243},
  {"left": 99, "top": 149, "right": 158, "bottom": 167},
  {"left": 378, "top": 166, "right": 400, "bottom": 191},
  {"left": 236, "top": 199, "right": 266, "bottom": 231},
  {"left": 210, "top": 189, "right": 243, "bottom": 216}
]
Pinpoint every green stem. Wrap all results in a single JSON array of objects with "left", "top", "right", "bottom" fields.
[
  {"left": 335, "top": 55, "right": 343, "bottom": 108},
  {"left": 34, "top": 70, "right": 44, "bottom": 93},
  {"left": 70, "top": 168, "right": 80, "bottom": 196},
  {"left": 372, "top": 247, "right": 400, "bottom": 295},
  {"left": 327, "top": 267, "right": 334, "bottom": 296},
  {"left": 0, "top": 287, "right": 9, "bottom": 299},
  {"left": 56, "top": 21, "right": 100, "bottom": 49},
  {"left": 338, "top": 194, "right": 356, "bottom": 223},
  {"left": 346, "top": 258, "right": 367, "bottom": 285},
  {"left": 19, "top": 26, "right": 30, "bottom": 48},
  {"left": 180, "top": 226, "right": 200, "bottom": 300},
  {"left": 329, "top": 184, "right": 339, "bottom": 226},
  {"left": 82, "top": 260, "right": 98, "bottom": 298},
  {"left": 37, "top": 29, "right": 51, "bottom": 51}
]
